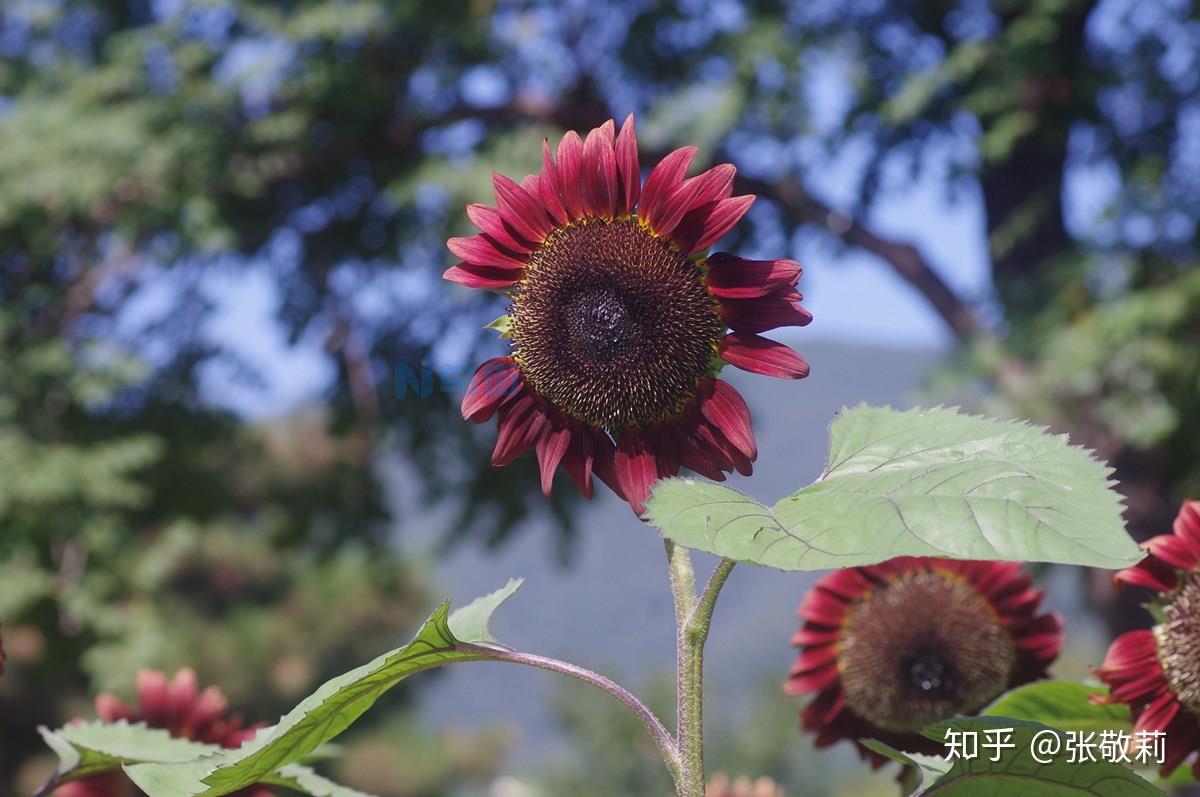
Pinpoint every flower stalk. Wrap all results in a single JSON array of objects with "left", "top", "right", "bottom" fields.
[{"left": 667, "top": 540, "right": 737, "bottom": 797}]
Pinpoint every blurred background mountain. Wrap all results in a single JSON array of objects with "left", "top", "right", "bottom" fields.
[{"left": 0, "top": 0, "right": 1197, "bottom": 795}]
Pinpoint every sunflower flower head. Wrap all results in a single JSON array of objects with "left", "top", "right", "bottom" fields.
[
  {"left": 446, "top": 116, "right": 811, "bottom": 512},
  {"left": 785, "top": 557, "right": 1062, "bottom": 766},
  {"left": 1094, "top": 500, "right": 1200, "bottom": 777}
]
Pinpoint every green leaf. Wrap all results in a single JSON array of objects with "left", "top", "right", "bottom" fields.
[
  {"left": 264, "top": 764, "right": 380, "bottom": 797},
  {"left": 645, "top": 405, "right": 1140, "bottom": 570},
  {"left": 929, "top": 717, "right": 1164, "bottom": 795},
  {"left": 484, "top": 314, "right": 512, "bottom": 338},
  {"left": 910, "top": 716, "right": 1162, "bottom": 796},
  {"left": 984, "top": 682, "right": 1131, "bottom": 734},
  {"left": 37, "top": 721, "right": 221, "bottom": 787},
  {"left": 447, "top": 577, "right": 522, "bottom": 644},
  {"left": 121, "top": 580, "right": 523, "bottom": 797},
  {"left": 860, "top": 740, "right": 950, "bottom": 794}
]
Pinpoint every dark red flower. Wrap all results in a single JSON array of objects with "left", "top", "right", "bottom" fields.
[
  {"left": 446, "top": 116, "right": 810, "bottom": 512},
  {"left": 0, "top": 623, "right": 6, "bottom": 678},
  {"left": 1094, "top": 500, "right": 1200, "bottom": 778},
  {"left": 785, "top": 557, "right": 1062, "bottom": 766},
  {"left": 55, "top": 669, "right": 271, "bottom": 797}
]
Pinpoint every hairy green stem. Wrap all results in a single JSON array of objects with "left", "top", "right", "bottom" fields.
[{"left": 666, "top": 541, "right": 736, "bottom": 797}]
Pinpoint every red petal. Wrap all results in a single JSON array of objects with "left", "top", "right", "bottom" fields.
[
  {"left": 536, "top": 422, "right": 572, "bottom": 496},
  {"left": 705, "top": 253, "right": 801, "bottom": 299},
  {"left": 639, "top": 146, "right": 697, "bottom": 230},
  {"left": 800, "top": 687, "right": 846, "bottom": 726},
  {"left": 681, "top": 164, "right": 736, "bottom": 208},
  {"left": 679, "top": 432, "right": 730, "bottom": 480},
  {"left": 1175, "top": 499, "right": 1200, "bottom": 547},
  {"left": 556, "top": 131, "right": 586, "bottom": 219},
  {"left": 447, "top": 235, "right": 528, "bottom": 270},
  {"left": 615, "top": 114, "right": 640, "bottom": 215},
  {"left": 613, "top": 429, "right": 659, "bottom": 514},
  {"left": 443, "top": 263, "right": 521, "bottom": 290},
  {"left": 493, "top": 172, "right": 553, "bottom": 243},
  {"left": 492, "top": 395, "right": 540, "bottom": 466},
  {"left": 699, "top": 380, "right": 756, "bottom": 461},
  {"left": 684, "top": 195, "right": 755, "bottom": 252},
  {"left": 646, "top": 424, "right": 683, "bottom": 479},
  {"left": 1116, "top": 556, "right": 1178, "bottom": 592},
  {"left": 583, "top": 120, "right": 618, "bottom": 218},
  {"left": 136, "top": 669, "right": 172, "bottom": 722},
  {"left": 720, "top": 296, "right": 813, "bottom": 333},
  {"left": 95, "top": 693, "right": 134, "bottom": 723},
  {"left": 539, "top": 139, "right": 570, "bottom": 225},
  {"left": 591, "top": 430, "right": 624, "bottom": 501},
  {"left": 465, "top": 203, "right": 534, "bottom": 254},
  {"left": 645, "top": 172, "right": 712, "bottom": 238},
  {"left": 461, "top": 357, "right": 524, "bottom": 422},
  {"left": 561, "top": 425, "right": 597, "bottom": 499},
  {"left": 719, "top": 333, "right": 809, "bottom": 379},
  {"left": 786, "top": 663, "right": 839, "bottom": 693},
  {"left": 791, "top": 626, "right": 840, "bottom": 646},
  {"left": 1146, "top": 533, "right": 1200, "bottom": 571}
]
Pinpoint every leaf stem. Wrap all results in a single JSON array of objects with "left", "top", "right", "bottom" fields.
[{"left": 464, "top": 644, "right": 681, "bottom": 782}]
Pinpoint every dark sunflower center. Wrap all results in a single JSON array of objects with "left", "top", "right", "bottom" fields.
[
  {"left": 1156, "top": 572, "right": 1200, "bottom": 716},
  {"left": 565, "top": 289, "right": 632, "bottom": 362},
  {"left": 904, "top": 649, "right": 957, "bottom": 700},
  {"left": 838, "top": 570, "right": 1016, "bottom": 733},
  {"left": 511, "top": 218, "right": 724, "bottom": 430}
]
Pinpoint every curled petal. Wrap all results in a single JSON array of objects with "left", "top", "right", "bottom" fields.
[
  {"left": 561, "top": 426, "right": 598, "bottom": 499},
  {"left": 492, "top": 395, "right": 542, "bottom": 466},
  {"left": 705, "top": 253, "right": 801, "bottom": 299},
  {"left": 613, "top": 428, "right": 659, "bottom": 514},
  {"left": 720, "top": 296, "right": 813, "bottom": 333},
  {"left": 699, "top": 380, "right": 756, "bottom": 462},
  {"left": 461, "top": 357, "right": 524, "bottom": 422},
  {"left": 536, "top": 421, "right": 572, "bottom": 496},
  {"left": 719, "top": 332, "right": 809, "bottom": 379}
]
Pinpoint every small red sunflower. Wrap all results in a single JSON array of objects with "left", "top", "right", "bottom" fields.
[
  {"left": 446, "top": 116, "right": 810, "bottom": 512},
  {"left": 55, "top": 669, "right": 271, "bottom": 797},
  {"left": 1094, "top": 499, "right": 1200, "bottom": 778},
  {"left": 785, "top": 557, "right": 1062, "bottom": 766}
]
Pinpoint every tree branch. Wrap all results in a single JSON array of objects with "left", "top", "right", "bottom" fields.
[{"left": 731, "top": 172, "right": 987, "bottom": 341}]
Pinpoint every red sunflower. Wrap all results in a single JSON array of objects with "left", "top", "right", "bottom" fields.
[
  {"left": 445, "top": 115, "right": 811, "bottom": 512},
  {"left": 785, "top": 557, "right": 1063, "bottom": 766},
  {"left": 1094, "top": 499, "right": 1200, "bottom": 778},
  {"left": 55, "top": 668, "right": 271, "bottom": 797}
]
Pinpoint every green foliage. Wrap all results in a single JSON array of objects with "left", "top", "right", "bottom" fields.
[
  {"left": 868, "top": 717, "right": 1163, "bottom": 796},
  {"left": 40, "top": 721, "right": 218, "bottom": 783},
  {"left": 983, "top": 682, "right": 1131, "bottom": 735},
  {"left": 646, "top": 405, "right": 1139, "bottom": 570},
  {"left": 116, "top": 581, "right": 521, "bottom": 796}
]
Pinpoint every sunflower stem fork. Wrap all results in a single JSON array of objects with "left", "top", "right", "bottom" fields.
[{"left": 666, "top": 540, "right": 736, "bottom": 797}]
